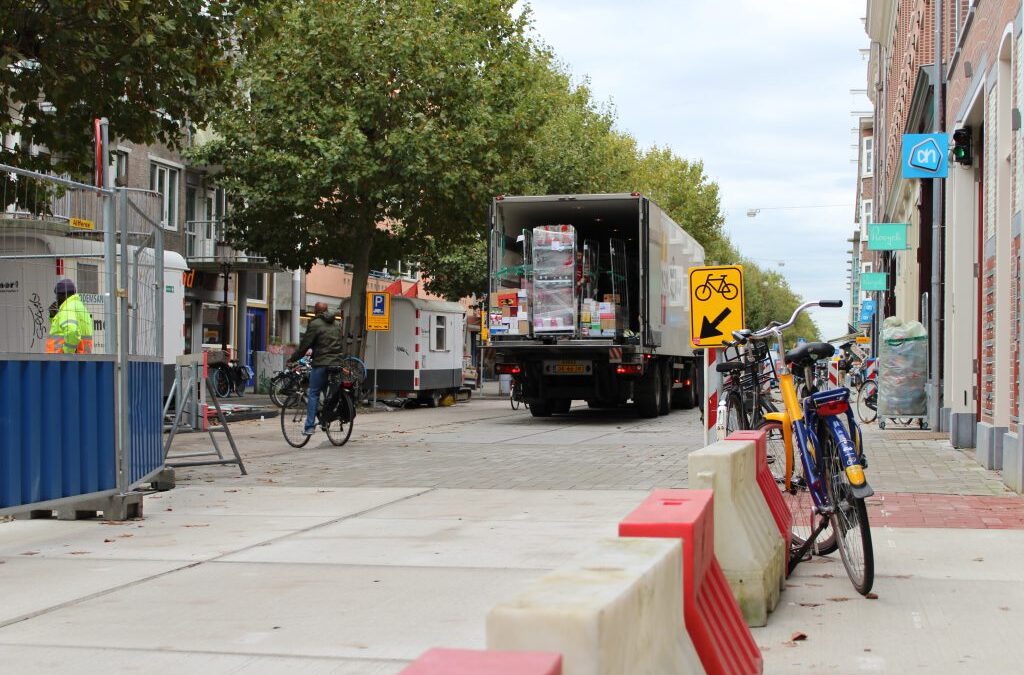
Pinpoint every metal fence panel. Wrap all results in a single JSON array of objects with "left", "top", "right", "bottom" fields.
[
  {"left": 0, "top": 357, "right": 117, "bottom": 511},
  {"left": 128, "top": 358, "right": 163, "bottom": 485}
]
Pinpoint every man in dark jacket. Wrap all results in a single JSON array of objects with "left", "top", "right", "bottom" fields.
[{"left": 289, "top": 302, "right": 346, "bottom": 435}]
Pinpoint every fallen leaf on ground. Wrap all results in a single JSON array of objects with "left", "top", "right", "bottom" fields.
[
  {"left": 20, "top": 551, "right": 39, "bottom": 556},
  {"left": 118, "top": 533, "right": 133, "bottom": 539},
  {"left": 183, "top": 523, "right": 210, "bottom": 528},
  {"left": 999, "top": 606, "right": 1010, "bottom": 611},
  {"left": 225, "top": 489, "right": 239, "bottom": 493},
  {"left": 813, "top": 573, "right": 834, "bottom": 578},
  {"left": 865, "top": 592, "right": 879, "bottom": 600},
  {"left": 827, "top": 597, "right": 850, "bottom": 602},
  {"left": 69, "top": 551, "right": 90, "bottom": 555},
  {"left": 972, "top": 557, "right": 984, "bottom": 562},
  {"left": 103, "top": 538, "right": 115, "bottom": 543},
  {"left": 790, "top": 632, "right": 808, "bottom": 642},
  {"left": 799, "top": 602, "right": 822, "bottom": 608}
]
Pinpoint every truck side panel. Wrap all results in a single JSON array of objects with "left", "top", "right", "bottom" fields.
[{"left": 644, "top": 201, "right": 704, "bottom": 357}]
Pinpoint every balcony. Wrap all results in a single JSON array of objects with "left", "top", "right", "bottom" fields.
[{"left": 183, "top": 219, "right": 278, "bottom": 273}]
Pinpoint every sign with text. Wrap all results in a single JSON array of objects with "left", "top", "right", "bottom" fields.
[
  {"left": 859, "top": 298, "right": 877, "bottom": 323},
  {"left": 868, "top": 223, "right": 909, "bottom": 250},
  {"left": 901, "top": 133, "right": 949, "bottom": 178},
  {"left": 365, "top": 291, "right": 391, "bottom": 331},
  {"left": 861, "top": 272, "right": 888, "bottom": 292},
  {"left": 689, "top": 265, "right": 745, "bottom": 348}
]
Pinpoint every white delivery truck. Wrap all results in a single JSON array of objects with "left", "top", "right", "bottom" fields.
[
  {"left": 486, "top": 193, "right": 705, "bottom": 418},
  {"left": 343, "top": 295, "right": 467, "bottom": 407},
  {"left": 0, "top": 229, "right": 188, "bottom": 387}
]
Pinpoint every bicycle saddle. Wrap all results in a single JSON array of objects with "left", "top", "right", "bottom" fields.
[
  {"left": 731, "top": 329, "right": 752, "bottom": 344},
  {"left": 784, "top": 341, "right": 835, "bottom": 368},
  {"left": 716, "top": 360, "right": 747, "bottom": 373}
]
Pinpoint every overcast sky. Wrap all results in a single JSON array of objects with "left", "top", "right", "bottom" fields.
[{"left": 522, "top": 0, "right": 870, "bottom": 339}]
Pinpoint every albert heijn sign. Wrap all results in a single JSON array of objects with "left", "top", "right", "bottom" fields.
[{"left": 901, "top": 133, "right": 949, "bottom": 179}]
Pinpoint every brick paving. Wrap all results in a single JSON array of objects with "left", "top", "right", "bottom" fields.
[
  {"left": 868, "top": 492, "right": 1024, "bottom": 529},
  {"left": 172, "top": 392, "right": 1021, "bottom": 534}
]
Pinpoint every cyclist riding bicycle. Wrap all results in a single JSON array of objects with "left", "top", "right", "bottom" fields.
[{"left": 288, "top": 301, "right": 347, "bottom": 436}]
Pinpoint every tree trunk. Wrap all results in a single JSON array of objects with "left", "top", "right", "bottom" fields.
[{"left": 346, "top": 224, "right": 374, "bottom": 359}]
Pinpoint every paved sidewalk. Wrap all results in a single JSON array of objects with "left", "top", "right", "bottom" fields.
[{"left": 4, "top": 396, "right": 1024, "bottom": 673}]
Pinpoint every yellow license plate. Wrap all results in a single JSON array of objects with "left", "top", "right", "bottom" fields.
[{"left": 556, "top": 364, "right": 586, "bottom": 374}]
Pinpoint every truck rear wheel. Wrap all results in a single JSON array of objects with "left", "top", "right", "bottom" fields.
[
  {"left": 529, "top": 399, "right": 553, "bottom": 417},
  {"left": 635, "top": 363, "right": 662, "bottom": 419},
  {"left": 658, "top": 361, "right": 671, "bottom": 416}
]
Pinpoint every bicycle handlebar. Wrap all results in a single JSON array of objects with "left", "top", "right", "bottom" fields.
[{"left": 749, "top": 300, "right": 843, "bottom": 341}]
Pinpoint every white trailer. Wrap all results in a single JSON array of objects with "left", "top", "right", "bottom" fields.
[
  {"left": 343, "top": 295, "right": 466, "bottom": 407},
  {"left": 0, "top": 230, "right": 188, "bottom": 379}
]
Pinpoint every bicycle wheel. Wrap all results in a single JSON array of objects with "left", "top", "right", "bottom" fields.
[
  {"left": 269, "top": 374, "right": 295, "bottom": 408},
  {"left": 777, "top": 423, "right": 838, "bottom": 555},
  {"left": 280, "top": 393, "right": 312, "bottom": 448},
  {"left": 757, "top": 420, "right": 787, "bottom": 484},
  {"left": 821, "top": 425, "right": 874, "bottom": 595},
  {"left": 342, "top": 357, "right": 367, "bottom": 403},
  {"left": 211, "top": 367, "right": 231, "bottom": 398},
  {"left": 856, "top": 380, "right": 878, "bottom": 424},
  {"left": 324, "top": 391, "right": 354, "bottom": 447},
  {"left": 724, "top": 391, "right": 746, "bottom": 435},
  {"left": 510, "top": 390, "right": 520, "bottom": 410}
]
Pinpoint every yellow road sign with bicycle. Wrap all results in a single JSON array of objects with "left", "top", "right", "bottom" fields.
[{"left": 689, "top": 264, "right": 745, "bottom": 348}]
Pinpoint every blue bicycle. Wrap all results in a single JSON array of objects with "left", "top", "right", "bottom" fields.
[{"left": 752, "top": 301, "right": 875, "bottom": 595}]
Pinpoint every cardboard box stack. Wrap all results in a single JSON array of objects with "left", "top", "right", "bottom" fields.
[
  {"left": 490, "top": 289, "right": 530, "bottom": 336},
  {"left": 581, "top": 294, "right": 624, "bottom": 337}
]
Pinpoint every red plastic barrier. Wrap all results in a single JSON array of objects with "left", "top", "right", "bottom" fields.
[
  {"left": 728, "top": 428, "right": 793, "bottom": 557},
  {"left": 400, "top": 648, "right": 562, "bottom": 674},
  {"left": 619, "top": 489, "right": 762, "bottom": 675}
]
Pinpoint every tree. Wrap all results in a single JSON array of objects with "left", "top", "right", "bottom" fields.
[
  {"left": 0, "top": 1, "right": 255, "bottom": 175},
  {"left": 196, "top": 0, "right": 549, "bottom": 347},
  {"left": 418, "top": 234, "right": 487, "bottom": 302}
]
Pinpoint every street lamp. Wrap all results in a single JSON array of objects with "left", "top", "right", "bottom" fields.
[{"left": 214, "top": 240, "right": 234, "bottom": 355}]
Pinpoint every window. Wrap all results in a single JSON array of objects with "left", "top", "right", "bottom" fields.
[
  {"left": 861, "top": 199, "right": 873, "bottom": 226},
  {"left": 77, "top": 263, "right": 99, "bottom": 295},
  {"left": 431, "top": 314, "right": 447, "bottom": 351},
  {"left": 248, "top": 273, "right": 266, "bottom": 302},
  {"left": 185, "top": 186, "right": 198, "bottom": 257},
  {"left": 112, "top": 150, "right": 129, "bottom": 185},
  {"left": 149, "top": 162, "right": 180, "bottom": 230},
  {"left": 862, "top": 137, "right": 873, "bottom": 176}
]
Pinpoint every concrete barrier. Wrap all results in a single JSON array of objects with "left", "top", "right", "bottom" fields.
[
  {"left": 400, "top": 648, "right": 562, "bottom": 674},
  {"left": 619, "top": 489, "right": 762, "bottom": 675},
  {"left": 727, "top": 428, "right": 793, "bottom": 580},
  {"left": 688, "top": 439, "right": 785, "bottom": 626},
  {"left": 487, "top": 537, "right": 705, "bottom": 675}
]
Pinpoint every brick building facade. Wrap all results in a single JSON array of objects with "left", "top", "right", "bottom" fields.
[{"left": 864, "top": 0, "right": 1024, "bottom": 493}]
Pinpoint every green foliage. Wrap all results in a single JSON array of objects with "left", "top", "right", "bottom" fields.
[
  {"left": 197, "top": 0, "right": 547, "bottom": 269},
  {"left": 0, "top": 1, "right": 257, "bottom": 175},
  {"left": 738, "top": 258, "right": 821, "bottom": 344},
  {"left": 418, "top": 235, "right": 487, "bottom": 301},
  {"left": 629, "top": 146, "right": 725, "bottom": 255}
]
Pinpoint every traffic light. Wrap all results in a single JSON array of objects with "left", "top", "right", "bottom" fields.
[{"left": 952, "top": 127, "right": 972, "bottom": 166}]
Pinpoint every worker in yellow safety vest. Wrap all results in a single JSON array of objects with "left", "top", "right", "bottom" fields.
[{"left": 46, "top": 279, "right": 94, "bottom": 354}]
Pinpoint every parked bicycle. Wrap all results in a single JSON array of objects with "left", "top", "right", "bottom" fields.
[
  {"left": 280, "top": 365, "right": 357, "bottom": 448},
  {"left": 750, "top": 300, "right": 875, "bottom": 595},
  {"left": 210, "top": 359, "right": 253, "bottom": 398},
  {"left": 715, "top": 330, "right": 778, "bottom": 435},
  {"left": 269, "top": 356, "right": 312, "bottom": 407},
  {"left": 510, "top": 375, "right": 528, "bottom": 410}
]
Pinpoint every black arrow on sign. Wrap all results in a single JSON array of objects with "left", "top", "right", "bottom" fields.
[{"left": 699, "top": 307, "right": 732, "bottom": 339}]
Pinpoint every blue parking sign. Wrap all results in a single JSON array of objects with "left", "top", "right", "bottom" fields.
[
  {"left": 902, "top": 133, "right": 948, "bottom": 178},
  {"left": 372, "top": 293, "right": 385, "bottom": 315}
]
